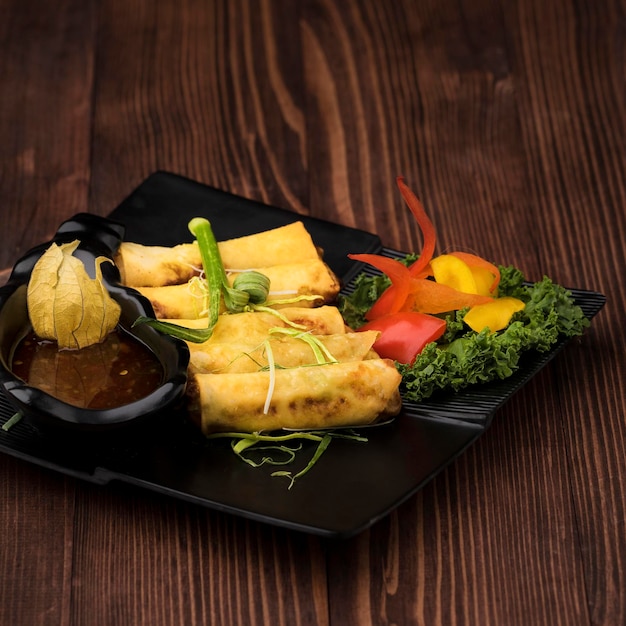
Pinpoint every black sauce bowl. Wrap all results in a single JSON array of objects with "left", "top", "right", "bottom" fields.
[{"left": 0, "top": 214, "right": 189, "bottom": 434}]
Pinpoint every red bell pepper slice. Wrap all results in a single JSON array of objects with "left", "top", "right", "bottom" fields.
[{"left": 358, "top": 311, "right": 447, "bottom": 364}]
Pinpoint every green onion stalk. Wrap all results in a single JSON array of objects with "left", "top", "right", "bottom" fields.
[{"left": 133, "top": 217, "right": 271, "bottom": 342}]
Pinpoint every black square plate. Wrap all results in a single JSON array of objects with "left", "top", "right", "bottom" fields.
[{"left": 0, "top": 172, "right": 606, "bottom": 538}]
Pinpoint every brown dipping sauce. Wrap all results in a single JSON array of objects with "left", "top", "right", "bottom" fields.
[{"left": 11, "top": 329, "right": 163, "bottom": 409}]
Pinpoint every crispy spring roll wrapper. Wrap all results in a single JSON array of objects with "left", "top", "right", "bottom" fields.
[
  {"left": 187, "top": 359, "right": 403, "bottom": 434},
  {"left": 115, "top": 241, "right": 202, "bottom": 288},
  {"left": 218, "top": 221, "right": 321, "bottom": 269},
  {"left": 136, "top": 259, "right": 340, "bottom": 318},
  {"left": 136, "top": 282, "right": 212, "bottom": 319},
  {"left": 115, "top": 221, "right": 321, "bottom": 287},
  {"left": 161, "top": 306, "right": 347, "bottom": 343},
  {"left": 247, "top": 259, "right": 340, "bottom": 307},
  {"left": 188, "top": 330, "right": 380, "bottom": 374}
]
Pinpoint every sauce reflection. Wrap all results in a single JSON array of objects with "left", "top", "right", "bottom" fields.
[{"left": 11, "top": 329, "right": 163, "bottom": 409}]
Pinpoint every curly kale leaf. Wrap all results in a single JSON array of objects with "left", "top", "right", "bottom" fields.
[
  {"left": 337, "top": 272, "right": 390, "bottom": 329},
  {"left": 340, "top": 261, "right": 590, "bottom": 403},
  {"left": 398, "top": 271, "right": 589, "bottom": 402}
]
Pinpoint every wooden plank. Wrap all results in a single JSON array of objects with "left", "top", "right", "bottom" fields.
[
  {"left": 302, "top": 0, "right": 532, "bottom": 269},
  {"left": 0, "top": 1, "right": 95, "bottom": 625},
  {"left": 301, "top": 0, "right": 622, "bottom": 624},
  {"left": 69, "top": 483, "right": 329, "bottom": 625},
  {"left": 0, "top": 0, "right": 95, "bottom": 270},
  {"left": 505, "top": 0, "right": 626, "bottom": 622},
  {"left": 0, "top": 455, "right": 76, "bottom": 625},
  {"left": 89, "top": 0, "right": 310, "bottom": 217},
  {"left": 0, "top": 0, "right": 623, "bottom": 623}
]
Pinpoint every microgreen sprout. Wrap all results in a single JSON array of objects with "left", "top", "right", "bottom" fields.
[
  {"left": 246, "top": 305, "right": 308, "bottom": 330},
  {"left": 263, "top": 294, "right": 323, "bottom": 307},
  {"left": 268, "top": 327, "right": 338, "bottom": 365},
  {"left": 259, "top": 327, "right": 338, "bottom": 414},
  {"left": 263, "top": 339, "right": 276, "bottom": 415}
]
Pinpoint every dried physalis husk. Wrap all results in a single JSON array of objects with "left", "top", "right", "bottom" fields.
[{"left": 27, "top": 240, "right": 121, "bottom": 350}]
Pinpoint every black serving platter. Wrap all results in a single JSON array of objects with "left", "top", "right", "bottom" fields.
[{"left": 0, "top": 172, "right": 606, "bottom": 538}]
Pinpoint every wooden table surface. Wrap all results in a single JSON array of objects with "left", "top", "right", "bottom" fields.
[{"left": 1, "top": 0, "right": 624, "bottom": 624}]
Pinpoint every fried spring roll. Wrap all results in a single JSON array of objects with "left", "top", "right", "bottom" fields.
[
  {"left": 161, "top": 306, "right": 348, "bottom": 343},
  {"left": 247, "top": 259, "right": 340, "bottom": 306},
  {"left": 114, "top": 241, "right": 201, "bottom": 288},
  {"left": 187, "top": 330, "right": 380, "bottom": 374},
  {"left": 218, "top": 221, "right": 321, "bottom": 269},
  {"left": 136, "top": 259, "right": 341, "bottom": 318},
  {"left": 186, "top": 359, "right": 403, "bottom": 434},
  {"left": 115, "top": 221, "right": 321, "bottom": 287}
]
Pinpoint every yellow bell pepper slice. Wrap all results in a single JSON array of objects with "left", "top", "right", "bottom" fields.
[
  {"left": 463, "top": 297, "right": 526, "bottom": 333},
  {"left": 449, "top": 251, "right": 500, "bottom": 294},
  {"left": 469, "top": 266, "right": 496, "bottom": 297},
  {"left": 431, "top": 254, "right": 477, "bottom": 294}
]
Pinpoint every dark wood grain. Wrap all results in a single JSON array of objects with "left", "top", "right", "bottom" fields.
[
  {"left": 0, "top": 1, "right": 92, "bottom": 624},
  {"left": 0, "top": 0, "right": 96, "bottom": 270},
  {"left": 89, "top": 0, "right": 310, "bottom": 217},
  {"left": 67, "top": 483, "right": 328, "bottom": 626},
  {"left": 0, "top": 0, "right": 624, "bottom": 624}
]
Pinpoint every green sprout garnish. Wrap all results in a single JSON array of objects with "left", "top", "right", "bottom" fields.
[
  {"left": 268, "top": 327, "right": 338, "bottom": 365},
  {"left": 207, "top": 430, "right": 368, "bottom": 489},
  {"left": 2, "top": 412, "right": 23, "bottom": 432}
]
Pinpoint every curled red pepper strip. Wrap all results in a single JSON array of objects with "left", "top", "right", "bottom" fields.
[
  {"left": 349, "top": 178, "right": 437, "bottom": 320},
  {"left": 403, "top": 278, "right": 493, "bottom": 314},
  {"left": 396, "top": 177, "right": 437, "bottom": 277},
  {"left": 348, "top": 253, "right": 410, "bottom": 319}
]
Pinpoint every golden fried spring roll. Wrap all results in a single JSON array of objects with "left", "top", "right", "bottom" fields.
[
  {"left": 257, "top": 306, "right": 347, "bottom": 335},
  {"left": 186, "top": 359, "right": 403, "bottom": 434},
  {"left": 115, "top": 241, "right": 201, "bottom": 288},
  {"left": 136, "top": 259, "right": 340, "bottom": 318},
  {"left": 240, "top": 259, "right": 340, "bottom": 306},
  {"left": 161, "top": 306, "right": 347, "bottom": 341},
  {"left": 115, "top": 221, "right": 322, "bottom": 287},
  {"left": 218, "top": 221, "right": 321, "bottom": 269},
  {"left": 136, "top": 282, "right": 213, "bottom": 319},
  {"left": 188, "top": 330, "right": 380, "bottom": 374}
]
